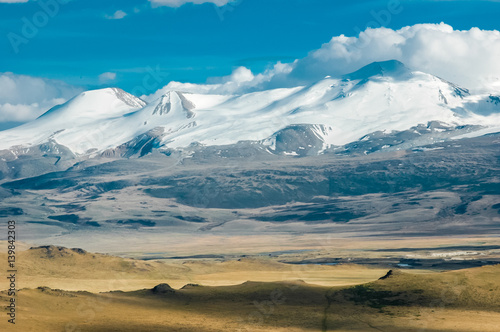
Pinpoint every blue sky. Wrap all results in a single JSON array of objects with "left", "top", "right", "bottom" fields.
[
  {"left": 0, "top": 0, "right": 500, "bottom": 129},
  {"left": 1, "top": 0, "right": 500, "bottom": 91}
]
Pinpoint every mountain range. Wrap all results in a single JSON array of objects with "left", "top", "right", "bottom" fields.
[
  {"left": 1, "top": 60, "right": 499, "bottom": 160},
  {"left": 0, "top": 60, "right": 499, "bottom": 243}
]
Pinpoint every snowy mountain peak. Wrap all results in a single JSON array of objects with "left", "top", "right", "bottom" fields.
[
  {"left": 152, "top": 91, "right": 195, "bottom": 118},
  {"left": 344, "top": 60, "right": 412, "bottom": 81},
  {"left": 72, "top": 87, "right": 142, "bottom": 105},
  {"left": 109, "top": 87, "right": 147, "bottom": 109},
  {"left": 0, "top": 61, "right": 499, "bottom": 157},
  {"left": 0, "top": 87, "right": 148, "bottom": 153},
  {"left": 38, "top": 87, "right": 146, "bottom": 121}
]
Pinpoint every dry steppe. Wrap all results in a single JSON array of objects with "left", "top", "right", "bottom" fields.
[
  {"left": 1, "top": 239, "right": 500, "bottom": 331},
  {"left": 1, "top": 265, "right": 500, "bottom": 331}
]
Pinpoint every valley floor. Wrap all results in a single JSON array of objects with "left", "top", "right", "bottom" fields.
[
  {"left": 1, "top": 266, "right": 500, "bottom": 332},
  {"left": 1, "top": 238, "right": 500, "bottom": 331}
]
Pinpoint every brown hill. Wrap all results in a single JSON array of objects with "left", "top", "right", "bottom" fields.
[{"left": 2, "top": 265, "right": 500, "bottom": 331}]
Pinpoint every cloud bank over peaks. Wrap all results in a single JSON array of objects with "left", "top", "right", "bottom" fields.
[
  {"left": 145, "top": 24, "right": 500, "bottom": 101},
  {"left": 289, "top": 23, "right": 500, "bottom": 92},
  {"left": 0, "top": 73, "right": 82, "bottom": 126},
  {"left": 143, "top": 62, "right": 294, "bottom": 101}
]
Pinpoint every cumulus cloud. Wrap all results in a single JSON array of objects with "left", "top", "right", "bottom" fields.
[
  {"left": 99, "top": 72, "right": 117, "bottom": 83},
  {"left": 143, "top": 63, "right": 293, "bottom": 102},
  {"left": 105, "top": 10, "right": 127, "bottom": 20},
  {"left": 146, "top": 24, "right": 500, "bottom": 100},
  {"left": 288, "top": 23, "right": 500, "bottom": 91},
  {"left": 0, "top": 73, "right": 82, "bottom": 127},
  {"left": 149, "top": 0, "right": 235, "bottom": 8},
  {"left": 208, "top": 66, "right": 254, "bottom": 84}
]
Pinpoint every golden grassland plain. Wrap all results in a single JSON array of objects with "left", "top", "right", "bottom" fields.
[
  {"left": 1, "top": 265, "right": 500, "bottom": 331},
  {"left": 0, "top": 245, "right": 389, "bottom": 292},
  {"left": 0, "top": 237, "right": 500, "bottom": 331}
]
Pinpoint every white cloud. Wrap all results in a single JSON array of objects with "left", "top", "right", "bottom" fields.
[
  {"left": 208, "top": 66, "right": 254, "bottom": 84},
  {"left": 143, "top": 63, "right": 293, "bottom": 102},
  {"left": 0, "top": 0, "right": 30, "bottom": 3},
  {"left": 146, "top": 24, "right": 500, "bottom": 100},
  {"left": 149, "top": 0, "right": 235, "bottom": 8},
  {"left": 288, "top": 23, "right": 500, "bottom": 92},
  {"left": 99, "top": 72, "right": 117, "bottom": 83},
  {"left": 105, "top": 10, "right": 127, "bottom": 20},
  {"left": 0, "top": 73, "right": 81, "bottom": 126}
]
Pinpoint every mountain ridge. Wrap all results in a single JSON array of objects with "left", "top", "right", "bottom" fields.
[{"left": 0, "top": 60, "right": 499, "bottom": 157}]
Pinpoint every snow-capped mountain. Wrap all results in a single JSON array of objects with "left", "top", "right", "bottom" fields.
[{"left": 1, "top": 60, "right": 499, "bottom": 157}]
